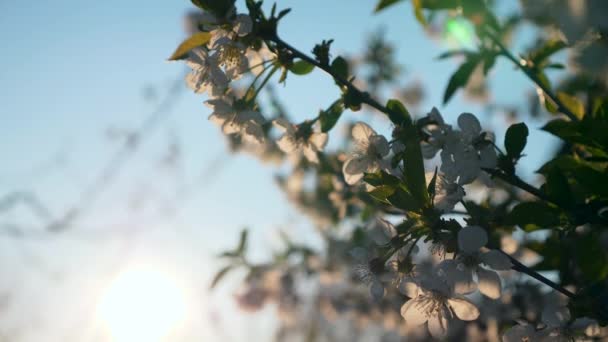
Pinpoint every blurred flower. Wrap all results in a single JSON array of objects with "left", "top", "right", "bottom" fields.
[
  {"left": 400, "top": 275, "right": 479, "bottom": 339},
  {"left": 343, "top": 122, "right": 390, "bottom": 185},
  {"left": 273, "top": 118, "right": 328, "bottom": 164},
  {"left": 437, "top": 226, "right": 511, "bottom": 299}
]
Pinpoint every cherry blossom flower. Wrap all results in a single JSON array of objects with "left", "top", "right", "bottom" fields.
[
  {"left": 440, "top": 113, "right": 497, "bottom": 185},
  {"left": 185, "top": 48, "right": 229, "bottom": 97},
  {"left": 437, "top": 226, "right": 511, "bottom": 299},
  {"left": 539, "top": 306, "right": 601, "bottom": 341},
  {"left": 206, "top": 96, "right": 265, "bottom": 144},
  {"left": 420, "top": 107, "right": 452, "bottom": 159},
  {"left": 502, "top": 320, "right": 542, "bottom": 342},
  {"left": 342, "top": 122, "right": 390, "bottom": 185},
  {"left": 273, "top": 118, "right": 328, "bottom": 164},
  {"left": 428, "top": 172, "right": 465, "bottom": 213},
  {"left": 400, "top": 275, "right": 479, "bottom": 339}
]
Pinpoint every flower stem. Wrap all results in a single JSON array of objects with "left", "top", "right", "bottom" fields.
[
  {"left": 250, "top": 65, "right": 279, "bottom": 102},
  {"left": 268, "top": 36, "right": 391, "bottom": 117},
  {"left": 501, "top": 250, "right": 577, "bottom": 299},
  {"left": 483, "top": 29, "right": 580, "bottom": 122}
]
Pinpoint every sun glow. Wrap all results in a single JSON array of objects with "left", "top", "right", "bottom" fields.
[{"left": 97, "top": 266, "right": 187, "bottom": 342}]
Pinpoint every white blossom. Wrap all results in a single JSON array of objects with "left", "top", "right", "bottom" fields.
[
  {"left": 440, "top": 113, "right": 497, "bottom": 185},
  {"left": 400, "top": 275, "right": 479, "bottom": 339},
  {"left": 206, "top": 96, "right": 266, "bottom": 144},
  {"left": 273, "top": 118, "right": 328, "bottom": 164},
  {"left": 185, "top": 48, "right": 229, "bottom": 97},
  {"left": 437, "top": 226, "right": 511, "bottom": 299},
  {"left": 539, "top": 306, "right": 601, "bottom": 341},
  {"left": 342, "top": 122, "right": 390, "bottom": 185},
  {"left": 420, "top": 107, "right": 452, "bottom": 159},
  {"left": 427, "top": 172, "right": 465, "bottom": 213}
]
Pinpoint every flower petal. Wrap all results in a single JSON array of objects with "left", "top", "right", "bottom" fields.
[
  {"left": 447, "top": 296, "right": 479, "bottom": 321},
  {"left": 571, "top": 317, "right": 601, "bottom": 337},
  {"left": 369, "top": 135, "right": 390, "bottom": 157},
  {"left": 342, "top": 156, "right": 369, "bottom": 185},
  {"left": 352, "top": 122, "right": 375, "bottom": 144},
  {"left": 480, "top": 250, "right": 512, "bottom": 271},
  {"left": 272, "top": 118, "right": 294, "bottom": 133},
  {"left": 309, "top": 133, "right": 328, "bottom": 150},
  {"left": 302, "top": 145, "right": 320, "bottom": 164},
  {"left": 457, "top": 113, "right": 481, "bottom": 136},
  {"left": 398, "top": 281, "right": 419, "bottom": 298},
  {"left": 477, "top": 268, "right": 502, "bottom": 299},
  {"left": 370, "top": 280, "right": 385, "bottom": 302},
  {"left": 458, "top": 226, "right": 488, "bottom": 253},
  {"left": 437, "top": 260, "right": 477, "bottom": 295},
  {"left": 277, "top": 135, "right": 298, "bottom": 154},
  {"left": 400, "top": 299, "right": 429, "bottom": 326},
  {"left": 542, "top": 305, "right": 570, "bottom": 327},
  {"left": 427, "top": 310, "right": 450, "bottom": 338}
]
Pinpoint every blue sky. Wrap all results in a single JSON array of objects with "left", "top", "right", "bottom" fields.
[{"left": 0, "top": 0, "right": 561, "bottom": 340}]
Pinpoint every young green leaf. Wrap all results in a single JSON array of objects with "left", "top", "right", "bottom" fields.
[
  {"left": 557, "top": 92, "right": 585, "bottom": 119},
  {"left": 374, "top": 0, "right": 404, "bottom": 13},
  {"left": 504, "top": 122, "right": 528, "bottom": 159},
  {"left": 386, "top": 99, "right": 412, "bottom": 126},
  {"left": 210, "top": 265, "right": 233, "bottom": 289},
  {"left": 236, "top": 229, "right": 249, "bottom": 254},
  {"left": 289, "top": 60, "right": 315, "bottom": 75},
  {"left": 443, "top": 55, "right": 480, "bottom": 104},
  {"left": 319, "top": 100, "right": 344, "bottom": 132},
  {"left": 168, "top": 32, "right": 212, "bottom": 61},
  {"left": 330, "top": 56, "right": 349, "bottom": 83}
]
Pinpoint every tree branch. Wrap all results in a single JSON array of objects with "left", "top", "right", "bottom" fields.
[{"left": 483, "top": 29, "right": 580, "bottom": 122}]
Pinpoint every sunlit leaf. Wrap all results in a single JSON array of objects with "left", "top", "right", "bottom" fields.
[
  {"left": 289, "top": 60, "right": 315, "bottom": 75},
  {"left": 168, "top": 32, "right": 212, "bottom": 61},
  {"left": 557, "top": 91, "right": 585, "bottom": 119}
]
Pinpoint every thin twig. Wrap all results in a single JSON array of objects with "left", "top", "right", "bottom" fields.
[
  {"left": 502, "top": 250, "right": 577, "bottom": 299},
  {"left": 483, "top": 29, "right": 580, "bottom": 122}
]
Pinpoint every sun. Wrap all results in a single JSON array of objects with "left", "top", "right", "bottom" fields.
[{"left": 97, "top": 266, "right": 187, "bottom": 342}]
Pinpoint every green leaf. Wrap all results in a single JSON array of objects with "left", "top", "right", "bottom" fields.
[
  {"left": 542, "top": 119, "right": 608, "bottom": 150},
  {"left": 529, "top": 39, "right": 567, "bottom": 65},
  {"left": 363, "top": 170, "right": 402, "bottom": 187},
  {"left": 436, "top": 49, "right": 472, "bottom": 60},
  {"left": 427, "top": 166, "right": 438, "bottom": 202},
  {"left": 330, "top": 56, "right": 349, "bottom": 83},
  {"left": 592, "top": 97, "right": 608, "bottom": 119},
  {"left": 168, "top": 32, "right": 212, "bottom": 61},
  {"left": 237, "top": 229, "right": 248, "bottom": 254},
  {"left": 557, "top": 91, "right": 585, "bottom": 119},
  {"left": 505, "top": 201, "right": 563, "bottom": 231},
  {"left": 289, "top": 60, "right": 315, "bottom": 75},
  {"left": 386, "top": 99, "right": 412, "bottom": 126},
  {"left": 368, "top": 185, "right": 396, "bottom": 204},
  {"left": 374, "top": 0, "right": 404, "bottom": 12},
  {"left": 210, "top": 265, "right": 233, "bottom": 289},
  {"left": 387, "top": 187, "right": 420, "bottom": 211},
  {"left": 319, "top": 100, "right": 344, "bottom": 132},
  {"left": 504, "top": 122, "right": 529, "bottom": 159},
  {"left": 539, "top": 156, "right": 608, "bottom": 199},
  {"left": 443, "top": 55, "right": 480, "bottom": 104},
  {"left": 411, "top": 0, "right": 426, "bottom": 25},
  {"left": 541, "top": 166, "right": 573, "bottom": 208}
]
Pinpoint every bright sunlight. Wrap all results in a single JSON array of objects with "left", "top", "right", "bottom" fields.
[{"left": 97, "top": 266, "right": 187, "bottom": 342}]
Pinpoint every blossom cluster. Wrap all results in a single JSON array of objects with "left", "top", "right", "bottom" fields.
[{"left": 175, "top": 1, "right": 607, "bottom": 341}]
